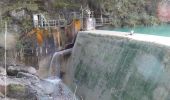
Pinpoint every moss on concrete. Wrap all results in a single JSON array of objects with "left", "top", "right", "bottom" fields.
[{"left": 68, "top": 32, "right": 170, "bottom": 100}]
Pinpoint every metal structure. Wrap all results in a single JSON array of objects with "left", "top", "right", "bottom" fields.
[
  {"left": 95, "top": 17, "right": 113, "bottom": 27},
  {"left": 32, "top": 11, "right": 112, "bottom": 29},
  {"left": 27, "top": 8, "right": 113, "bottom": 59},
  {"left": 33, "top": 14, "right": 67, "bottom": 28},
  {"left": 1, "top": 7, "right": 113, "bottom": 68}
]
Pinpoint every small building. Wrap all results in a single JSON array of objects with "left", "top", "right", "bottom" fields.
[
  {"left": 83, "top": 18, "right": 96, "bottom": 31},
  {"left": 33, "top": 14, "right": 46, "bottom": 27}
]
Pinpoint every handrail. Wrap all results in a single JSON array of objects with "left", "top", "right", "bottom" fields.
[
  {"left": 35, "top": 19, "right": 67, "bottom": 28},
  {"left": 33, "top": 12, "right": 112, "bottom": 28}
]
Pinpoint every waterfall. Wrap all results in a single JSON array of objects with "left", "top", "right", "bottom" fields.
[
  {"left": 48, "top": 48, "right": 72, "bottom": 78},
  {"left": 41, "top": 48, "right": 78, "bottom": 100}
]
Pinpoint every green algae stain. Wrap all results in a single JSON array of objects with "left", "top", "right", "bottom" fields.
[
  {"left": 74, "top": 60, "right": 101, "bottom": 89},
  {"left": 103, "top": 40, "right": 160, "bottom": 99},
  {"left": 104, "top": 46, "right": 138, "bottom": 89},
  {"left": 72, "top": 33, "right": 170, "bottom": 100}
]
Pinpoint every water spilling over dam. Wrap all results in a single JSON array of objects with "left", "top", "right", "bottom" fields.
[
  {"left": 48, "top": 48, "right": 72, "bottom": 77},
  {"left": 39, "top": 48, "right": 76, "bottom": 100}
]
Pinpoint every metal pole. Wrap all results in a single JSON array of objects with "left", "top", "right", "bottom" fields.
[
  {"left": 81, "top": 6, "right": 84, "bottom": 30},
  {"left": 4, "top": 21, "right": 7, "bottom": 100},
  {"left": 0, "top": 11, "right": 2, "bottom": 25}
]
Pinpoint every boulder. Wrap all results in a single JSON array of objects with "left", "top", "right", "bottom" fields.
[
  {"left": 7, "top": 84, "right": 37, "bottom": 100},
  {"left": 27, "top": 67, "right": 37, "bottom": 75},
  {"left": 7, "top": 66, "right": 20, "bottom": 76},
  {"left": 7, "top": 84, "right": 26, "bottom": 98},
  {"left": 7, "top": 65, "right": 37, "bottom": 76},
  {"left": 16, "top": 72, "right": 39, "bottom": 80},
  {"left": 0, "top": 67, "right": 6, "bottom": 76}
]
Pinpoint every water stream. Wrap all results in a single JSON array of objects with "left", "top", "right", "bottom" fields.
[
  {"left": 48, "top": 48, "right": 72, "bottom": 77},
  {"left": 41, "top": 48, "right": 77, "bottom": 100}
]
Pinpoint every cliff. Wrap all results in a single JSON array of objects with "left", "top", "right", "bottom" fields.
[{"left": 0, "top": 0, "right": 163, "bottom": 32}]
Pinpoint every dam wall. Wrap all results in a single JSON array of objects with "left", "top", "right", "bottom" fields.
[{"left": 64, "top": 30, "right": 170, "bottom": 100}]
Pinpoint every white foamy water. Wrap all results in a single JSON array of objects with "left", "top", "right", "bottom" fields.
[
  {"left": 41, "top": 49, "right": 78, "bottom": 100},
  {"left": 44, "top": 77, "right": 61, "bottom": 84},
  {"left": 42, "top": 77, "right": 78, "bottom": 100}
]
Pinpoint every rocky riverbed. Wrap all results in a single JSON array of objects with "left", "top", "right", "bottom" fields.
[{"left": 0, "top": 65, "right": 76, "bottom": 100}]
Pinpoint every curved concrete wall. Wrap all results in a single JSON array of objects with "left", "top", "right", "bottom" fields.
[{"left": 64, "top": 31, "right": 170, "bottom": 100}]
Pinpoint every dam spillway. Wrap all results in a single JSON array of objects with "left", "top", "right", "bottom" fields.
[{"left": 63, "top": 30, "right": 170, "bottom": 100}]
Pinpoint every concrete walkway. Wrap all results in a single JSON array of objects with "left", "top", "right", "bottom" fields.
[{"left": 83, "top": 30, "right": 170, "bottom": 47}]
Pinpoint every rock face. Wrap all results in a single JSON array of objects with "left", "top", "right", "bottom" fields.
[
  {"left": 65, "top": 31, "right": 170, "bottom": 100},
  {"left": 0, "top": 69, "right": 37, "bottom": 100},
  {"left": 0, "top": 73, "right": 76, "bottom": 100},
  {"left": 157, "top": 1, "right": 170, "bottom": 22},
  {"left": 0, "top": 64, "right": 76, "bottom": 100}
]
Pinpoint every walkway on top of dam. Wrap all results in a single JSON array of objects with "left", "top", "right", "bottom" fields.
[{"left": 82, "top": 30, "right": 170, "bottom": 47}]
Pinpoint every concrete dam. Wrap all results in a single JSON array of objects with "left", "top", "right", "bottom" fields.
[{"left": 60, "top": 30, "right": 170, "bottom": 100}]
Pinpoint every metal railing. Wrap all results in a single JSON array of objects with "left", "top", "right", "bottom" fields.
[
  {"left": 44, "top": 19, "right": 67, "bottom": 28},
  {"left": 33, "top": 12, "right": 113, "bottom": 28},
  {"left": 34, "top": 19, "right": 67, "bottom": 28},
  {"left": 95, "top": 17, "right": 112, "bottom": 26}
]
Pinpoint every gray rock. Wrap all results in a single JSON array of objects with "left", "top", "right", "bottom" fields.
[
  {"left": 7, "top": 84, "right": 37, "bottom": 100},
  {"left": 17, "top": 72, "right": 39, "bottom": 80},
  {"left": 7, "top": 65, "right": 37, "bottom": 76},
  {"left": 0, "top": 67, "right": 6, "bottom": 76},
  {"left": 7, "top": 66, "right": 24, "bottom": 76},
  {"left": 0, "top": 85, "right": 5, "bottom": 97},
  {"left": 37, "top": 95, "right": 53, "bottom": 100},
  {"left": 27, "top": 67, "right": 37, "bottom": 75}
]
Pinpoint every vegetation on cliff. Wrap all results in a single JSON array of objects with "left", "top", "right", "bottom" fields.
[
  {"left": 89, "top": 0, "right": 160, "bottom": 27},
  {"left": 0, "top": 0, "right": 162, "bottom": 31}
]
